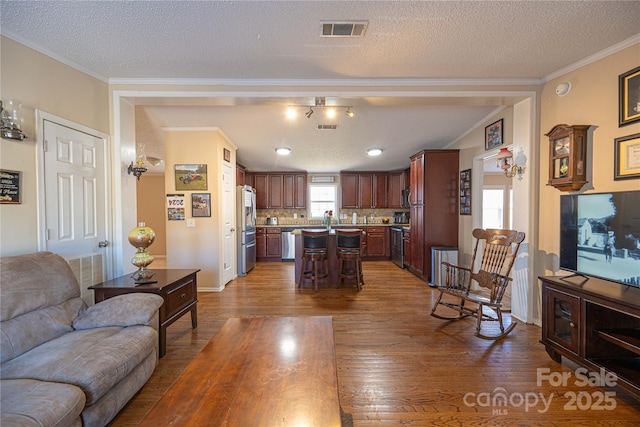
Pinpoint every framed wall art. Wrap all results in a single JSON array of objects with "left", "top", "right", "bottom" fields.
[
  {"left": 192, "top": 193, "right": 211, "bottom": 217},
  {"left": 174, "top": 164, "right": 208, "bottom": 191},
  {"left": 0, "top": 169, "right": 21, "bottom": 204},
  {"left": 459, "top": 169, "right": 471, "bottom": 215},
  {"left": 223, "top": 148, "right": 231, "bottom": 162},
  {"left": 485, "top": 119, "right": 503, "bottom": 150},
  {"left": 614, "top": 133, "right": 640, "bottom": 180},
  {"left": 619, "top": 65, "right": 640, "bottom": 127}
]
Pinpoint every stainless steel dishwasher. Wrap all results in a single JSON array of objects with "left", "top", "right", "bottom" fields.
[{"left": 281, "top": 227, "right": 296, "bottom": 261}]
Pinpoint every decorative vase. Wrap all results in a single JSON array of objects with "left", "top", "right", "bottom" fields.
[{"left": 128, "top": 222, "right": 156, "bottom": 281}]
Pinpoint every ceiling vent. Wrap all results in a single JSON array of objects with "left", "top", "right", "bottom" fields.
[
  {"left": 311, "top": 176, "right": 335, "bottom": 183},
  {"left": 321, "top": 21, "right": 368, "bottom": 38},
  {"left": 317, "top": 124, "right": 338, "bottom": 130}
]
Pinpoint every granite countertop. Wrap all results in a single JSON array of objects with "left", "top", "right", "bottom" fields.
[{"left": 259, "top": 223, "right": 409, "bottom": 228}]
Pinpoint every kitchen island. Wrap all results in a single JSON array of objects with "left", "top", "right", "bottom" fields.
[{"left": 294, "top": 228, "right": 363, "bottom": 288}]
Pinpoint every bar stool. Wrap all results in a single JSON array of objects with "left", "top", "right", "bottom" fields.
[
  {"left": 336, "top": 229, "right": 364, "bottom": 291},
  {"left": 298, "top": 229, "right": 329, "bottom": 292}
]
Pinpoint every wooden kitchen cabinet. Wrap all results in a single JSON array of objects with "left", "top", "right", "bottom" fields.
[
  {"left": 406, "top": 150, "right": 458, "bottom": 283},
  {"left": 283, "top": 173, "right": 307, "bottom": 209},
  {"left": 256, "top": 227, "right": 281, "bottom": 261},
  {"left": 254, "top": 173, "right": 283, "bottom": 209},
  {"left": 340, "top": 171, "right": 388, "bottom": 208},
  {"left": 360, "top": 173, "right": 387, "bottom": 208},
  {"left": 341, "top": 173, "right": 359, "bottom": 208},
  {"left": 236, "top": 164, "right": 246, "bottom": 186},
  {"left": 402, "top": 228, "right": 411, "bottom": 268},
  {"left": 364, "top": 226, "right": 389, "bottom": 260},
  {"left": 255, "top": 172, "right": 304, "bottom": 209}
]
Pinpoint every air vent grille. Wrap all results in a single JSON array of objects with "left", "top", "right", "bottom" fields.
[
  {"left": 317, "top": 124, "right": 338, "bottom": 130},
  {"left": 311, "top": 176, "right": 335, "bottom": 183},
  {"left": 321, "top": 21, "right": 368, "bottom": 37}
]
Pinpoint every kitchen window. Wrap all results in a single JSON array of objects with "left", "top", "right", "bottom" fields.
[{"left": 308, "top": 185, "right": 337, "bottom": 219}]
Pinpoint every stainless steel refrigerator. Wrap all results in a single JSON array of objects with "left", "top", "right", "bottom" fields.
[{"left": 237, "top": 185, "right": 256, "bottom": 276}]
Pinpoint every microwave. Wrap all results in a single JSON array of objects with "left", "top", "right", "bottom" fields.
[{"left": 401, "top": 188, "right": 410, "bottom": 208}]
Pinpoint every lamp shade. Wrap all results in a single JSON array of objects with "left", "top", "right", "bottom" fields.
[
  {"left": 128, "top": 222, "right": 155, "bottom": 249},
  {"left": 496, "top": 147, "right": 513, "bottom": 160}
]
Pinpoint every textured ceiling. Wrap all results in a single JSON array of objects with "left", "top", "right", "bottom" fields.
[{"left": 2, "top": 1, "right": 639, "bottom": 173}]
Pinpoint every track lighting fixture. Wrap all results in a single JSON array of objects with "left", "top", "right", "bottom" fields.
[{"left": 287, "top": 102, "right": 354, "bottom": 120}]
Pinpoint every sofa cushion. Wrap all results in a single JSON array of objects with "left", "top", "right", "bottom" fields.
[
  {"left": 0, "top": 379, "right": 85, "bottom": 427},
  {"left": 0, "top": 298, "right": 85, "bottom": 363},
  {"left": 73, "top": 293, "right": 163, "bottom": 330},
  {"left": 0, "top": 326, "right": 157, "bottom": 405},
  {"left": 0, "top": 252, "right": 81, "bottom": 321}
]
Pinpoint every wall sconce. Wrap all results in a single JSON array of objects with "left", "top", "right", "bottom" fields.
[
  {"left": 128, "top": 143, "right": 148, "bottom": 181},
  {"left": 0, "top": 99, "right": 27, "bottom": 140},
  {"left": 497, "top": 147, "right": 525, "bottom": 179}
]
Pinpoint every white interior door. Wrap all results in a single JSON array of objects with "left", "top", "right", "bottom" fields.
[
  {"left": 221, "top": 161, "right": 235, "bottom": 285},
  {"left": 40, "top": 117, "right": 110, "bottom": 304}
]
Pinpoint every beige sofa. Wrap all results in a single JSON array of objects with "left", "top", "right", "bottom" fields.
[{"left": 0, "top": 252, "right": 163, "bottom": 427}]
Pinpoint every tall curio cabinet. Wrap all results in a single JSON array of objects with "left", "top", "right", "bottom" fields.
[{"left": 406, "top": 150, "right": 459, "bottom": 283}]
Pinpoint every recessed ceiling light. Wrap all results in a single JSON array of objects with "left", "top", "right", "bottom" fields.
[
  {"left": 326, "top": 108, "right": 336, "bottom": 119},
  {"left": 275, "top": 147, "right": 292, "bottom": 156},
  {"left": 285, "top": 107, "right": 297, "bottom": 119},
  {"left": 367, "top": 148, "right": 383, "bottom": 156}
]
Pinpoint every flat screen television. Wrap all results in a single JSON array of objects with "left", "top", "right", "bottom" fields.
[{"left": 560, "top": 190, "right": 640, "bottom": 287}]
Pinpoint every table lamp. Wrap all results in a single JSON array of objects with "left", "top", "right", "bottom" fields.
[{"left": 128, "top": 222, "right": 156, "bottom": 283}]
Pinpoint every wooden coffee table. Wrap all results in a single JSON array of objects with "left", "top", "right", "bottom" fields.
[
  {"left": 89, "top": 269, "right": 199, "bottom": 358},
  {"left": 139, "top": 316, "right": 342, "bottom": 426}
]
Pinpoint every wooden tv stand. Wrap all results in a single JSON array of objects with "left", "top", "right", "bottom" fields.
[{"left": 540, "top": 275, "right": 640, "bottom": 399}]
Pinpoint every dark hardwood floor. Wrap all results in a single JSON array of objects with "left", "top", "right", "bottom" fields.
[{"left": 110, "top": 261, "right": 640, "bottom": 426}]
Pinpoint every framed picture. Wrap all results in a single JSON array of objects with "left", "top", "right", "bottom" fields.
[
  {"left": 174, "top": 164, "right": 208, "bottom": 191},
  {"left": 614, "top": 133, "right": 640, "bottom": 180},
  {"left": 223, "top": 148, "right": 231, "bottom": 162},
  {"left": 459, "top": 169, "right": 471, "bottom": 215},
  {"left": 0, "top": 169, "right": 21, "bottom": 204},
  {"left": 192, "top": 193, "right": 211, "bottom": 217},
  {"left": 619, "top": 65, "right": 640, "bottom": 127},
  {"left": 485, "top": 119, "right": 504, "bottom": 150}
]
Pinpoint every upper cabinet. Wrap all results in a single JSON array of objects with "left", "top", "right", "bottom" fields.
[
  {"left": 340, "top": 172, "right": 388, "bottom": 209},
  {"left": 340, "top": 173, "right": 359, "bottom": 208},
  {"left": 283, "top": 173, "right": 307, "bottom": 209},
  {"left": 254, "top": 173, "right": 282, "bottom": 209},
  {"left": 254, "top": 172, "right": 306, "bottom": 209},
  {"left": 236, "top": 164, "right": 246, "bottom": 186}
]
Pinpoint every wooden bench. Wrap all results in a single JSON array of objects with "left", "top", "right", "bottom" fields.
[{"left": 139, "top": 316, "right": 342, "bottom": 426}]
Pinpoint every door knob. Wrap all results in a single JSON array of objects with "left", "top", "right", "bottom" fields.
[{"left": 98, "top": 240, "right": 109, "bottom": 248}]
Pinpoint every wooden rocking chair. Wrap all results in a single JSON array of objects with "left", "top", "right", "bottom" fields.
[{"left": 430, "top": 228, "right": 525, "bottom": 340}]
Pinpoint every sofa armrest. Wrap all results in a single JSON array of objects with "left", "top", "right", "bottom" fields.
[{"left": 72, "top": 293, "right": 163, "bottom": 330}]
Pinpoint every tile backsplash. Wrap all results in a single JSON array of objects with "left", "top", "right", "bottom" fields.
[{"left": 256, "top": 208, "right": 408, "bottom": 225}]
